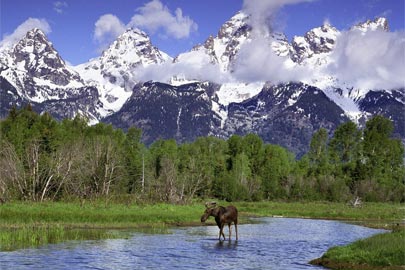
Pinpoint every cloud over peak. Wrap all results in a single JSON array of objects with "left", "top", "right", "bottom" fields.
[
  {"left": 129, "top": 0, "right": 197, "bottom": 39},
  {"left": 94, "top": 14, "right": 126, "bottom": 51},
  {"left": 242, "top": 0, "right": 315, "bottom": 35},
  {"left": 327, "top": 29, "right": 405, "bottom": 90},
  {"left": 93, "top": 0, "right": 197, "bottom": 52},
  {"left": 0, "top": 18, "right": 51, "bottom": 49}
]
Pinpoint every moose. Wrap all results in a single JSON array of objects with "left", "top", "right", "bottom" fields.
[{"left": 200, "top": 202, "right": 238, "bottom": 241}]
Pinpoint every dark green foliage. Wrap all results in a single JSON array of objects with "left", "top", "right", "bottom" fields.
[
  {"left": 0, "top": 108, "right": 403, "bottom": 202},
  {"left": 357, "top": 116, "right": 405, "bottom": 201}
]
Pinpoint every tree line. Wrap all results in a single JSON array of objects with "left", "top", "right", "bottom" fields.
[{"left": 0, "top": 106, "right": 404, "bottom": 203}]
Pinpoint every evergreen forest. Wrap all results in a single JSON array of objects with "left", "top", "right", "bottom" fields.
[{"left": 0, "top": 106, "right": 404, "bottom": 203}]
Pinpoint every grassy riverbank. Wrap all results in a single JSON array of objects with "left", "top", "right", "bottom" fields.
[
  {"left": 0, "top": 200, "right": 403, "bottom": 251},
  {"left": 310, "top": 229, "right": 405, "bottom": 270},
  {"left": 0, "top": 201, "right": 197, "bottom": 250}
]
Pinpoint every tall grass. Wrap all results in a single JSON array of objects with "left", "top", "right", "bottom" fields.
[
  {"left": 0, "top": 201, "right": 205, "bottom": 251},
  {"left": 0, "top": 201, "right": 203, "bottom": 228},
  {"left": 0, "top": 225, "right": 122, "bottom": 251}
]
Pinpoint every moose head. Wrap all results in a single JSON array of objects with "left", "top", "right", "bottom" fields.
[{"left": 200, "top": 202, "right": 218, "bottom": 222}]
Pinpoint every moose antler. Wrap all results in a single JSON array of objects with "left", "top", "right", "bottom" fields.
[{"left": 205, "top": 201, "right": 217, "bottom": 209}]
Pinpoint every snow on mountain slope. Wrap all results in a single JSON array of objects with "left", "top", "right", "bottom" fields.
[
  {"left": 351, "top": 17, "right": 389, "bottom": 32},
  {"left": 169, "top": 14, "right": 400, "bottom": 126},
  {"left": 301, "top": 17, "right": 392, "bottom": 88},
  {"left": 0, "top": 28, "right": 85, "bottom": 102},
  {"left": 216, "top": 82, "right": 264, "bottom": 106},
  {"left": 75, "top": 28, "right": 172, "bottom": 116},
  {"left": 0, "top": 28, "right": 106, "bottom": 123},
  {"left": 290, "top": 22, "right": 340, "bottom": 64},
  {"left": 174, "top": 11, "right": 251, "bottom": 73},
  {"left": 291, "top": 17, "right": 402, "bottom": 124},
  {"left": 171, "top": 12, "right": 286, "bottom": 112}
]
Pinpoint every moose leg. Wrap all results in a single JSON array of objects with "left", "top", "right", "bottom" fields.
[
  {"left": 219, "top": 224, "right": 225, "bottom": 241},
  {"left": 235, "top": 222, "right": 238, "bottom": 241},
  {"left": 228, "top": 224, "right": 231, "bottom": 240}
]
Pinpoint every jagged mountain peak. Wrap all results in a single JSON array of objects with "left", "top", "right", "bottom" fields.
[
  {"left": 173, "top": 11, "right": 252, "bottom": 74},
  {"left": 21, "top": 28, "right": 48, "bottom": 42},
  {"left": 1, "top": 26, "right": 83, "bottom": 90},
  {"left": 304, "top": 22, "right": 339, "bottom": 52},
  {"left": 0, "top": 27, "right": 99, "bottom": 122},
  {"left": 98, "top": 27, "right": 171, "bottom": 67},
  {"left": 12, "top": 28, "right": 75, "bottom": 81},
  {"left": 120, "top": 27, "right": 149, "bottom": 40},
  {"left": 0, "top": 28, "right": 48, "bottom": 52},
  {"left": 290, "top": 22, "right": 340, "bottom": 63},
  {"left": 217, "top": 11, "right": 251, "bottom": 39},
  {"left": 14, "top": 27, "right": 56, "bottom": 58},
  {"left": 75, "top": 27, "right": 172, "bottom": 117},
  {"left": 352, "top": 17, "right": 389, "bottom": 32}
]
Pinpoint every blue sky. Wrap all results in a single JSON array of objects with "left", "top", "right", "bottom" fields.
[{"left": 1, "top": 0, "right": 404, "bottom": 65}]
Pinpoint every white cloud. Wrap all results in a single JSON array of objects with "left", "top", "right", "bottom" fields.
[
  {"left": 53, "top": 1, "right": 68, "bottom": 14},
  {"left": 225, "top": 0, "right": 316, "bottom": 84},
  {"left": 93, "top": 0, "right": 197, "bottom": 52},
  {"left": 242, "top": 0, "right": 315, "bottom": 35},
  {"left": 233, "top": 36, "right": 311, "bottom": 83},
  {"left": 94, "top": 14, "right": 126, "bottom": 51},
  {"left": 129, "top": 0, "right": 197, "bottom": 39},
  {"left": 0, "top": 18, "right": 51, "bottom": 49},
  {"left": 327, "top": 29, "right": 405, "bottom": 90},
  {"left": 231, "top": 27, "right": 405, "bottom": 90},
  {"left": 134, "top": 50, "right": 231, "bottom": 84}
]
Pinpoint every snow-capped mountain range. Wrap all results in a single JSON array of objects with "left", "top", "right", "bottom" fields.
[
  {"left": 76, "top": 28, "right": 172, "bottom": 116},
  {"left": 1, "top": 11, "right": 403, "bottom": 155}
]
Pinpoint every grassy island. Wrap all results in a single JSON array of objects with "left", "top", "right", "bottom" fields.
[{"left": 310, "top": 228, "right": 405, "bottom": 270}]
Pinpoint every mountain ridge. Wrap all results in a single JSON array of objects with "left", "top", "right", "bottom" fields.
[{"left": 0, "top": 13, "right": 403, "bottom": 156}]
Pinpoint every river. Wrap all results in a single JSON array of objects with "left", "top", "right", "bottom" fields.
[{"left": 0, "top": 218, "right": 386, "bottom": 270}]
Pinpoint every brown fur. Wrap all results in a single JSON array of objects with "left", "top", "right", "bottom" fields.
[{"left": 201, "top": 205, "right": 238, "bottom": 241}]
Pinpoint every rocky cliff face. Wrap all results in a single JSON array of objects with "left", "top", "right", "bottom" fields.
[
  {"left": 0, "top": 28, "right": 85, "bottom": 100},
  {"left": 222, "top": 83, "right": 349, "bottom": 155},
  {"left": 0, "top": 28, "right": 103, "bottom": 122},
  {"left": 290, "top": 23, "right": 339, "bottom": 63},
  {"left": 103, "top": 81, "right": 222, "bottom": 144},
  {"left": 12, "top": 29, "right": 83, "bottom": 86}
]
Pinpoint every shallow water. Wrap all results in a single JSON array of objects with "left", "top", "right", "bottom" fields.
[{"left": 0, "top": 218, "right": 386, "bottom": 270}]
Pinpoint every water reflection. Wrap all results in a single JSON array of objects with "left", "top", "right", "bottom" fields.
[
  {"left": 214, "top": 240, "right": 238, "bottom": 249},
  {"left": 0, "top": 218, "right": 386, "bottom": 270}
]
